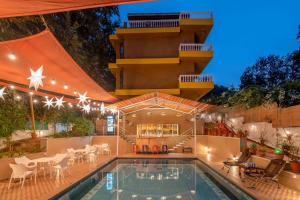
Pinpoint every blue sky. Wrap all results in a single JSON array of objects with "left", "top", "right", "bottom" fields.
[{"left": 119, "top": 0, "right": 300, "bottom": 87}]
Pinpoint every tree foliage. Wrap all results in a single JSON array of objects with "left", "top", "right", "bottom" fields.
[
  {"left": 0, "top": 7, "right": 120, "bottom": 91},
  {"left": 201, "top": 85, "right": 237, "bottom": 106},
  {"left": 0, "top": 91, "right": 26, "bottom": 138}
]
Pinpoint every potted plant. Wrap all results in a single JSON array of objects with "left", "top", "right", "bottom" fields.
[
  {"left": 257, "top": 146, "right": 267, "bottom": 157},
  {"left": 249, "top": 142, "right": 257, "bottom": 155},
  {"left": 289, "top": 146, "right": 300, "bottom": 173},
  {"left": 273, "top": 148, "right": 284, "bottom": 160}
]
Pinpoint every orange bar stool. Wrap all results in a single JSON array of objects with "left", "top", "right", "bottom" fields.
[
  {"left": 132, "top": 144, "right": 139, "bottom": 154},
  {"left": 152, "top": 145, "right": 159, "bottom": 154}
]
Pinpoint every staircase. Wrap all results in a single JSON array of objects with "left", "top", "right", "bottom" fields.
[
  {"left": 119, "top": 127, "right": 136, "bottom": 145},
  {"left": 168, "top": 128, "right": 194, "bottom": 152}
]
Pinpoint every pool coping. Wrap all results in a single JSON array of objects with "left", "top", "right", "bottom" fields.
[{"left": 49, "top": 155, "right": 258, "bottom": 200}]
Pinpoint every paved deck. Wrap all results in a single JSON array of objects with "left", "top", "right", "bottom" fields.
[
  {"left": 197, "top": 153, "right": 300, "bottom": 200},
  {"left": 0, "top": 156, "right": 116, "bottom": 200},
  {"left": 1, "top": 153, "right": 300, "bottom": 200}
]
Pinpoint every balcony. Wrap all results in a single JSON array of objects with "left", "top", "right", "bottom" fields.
[
  {"left": 179, "top": 74, "right": 214, "bottom": 99},
  {"left": 114, "top": 12, "right": 213, "bottom": 37}
]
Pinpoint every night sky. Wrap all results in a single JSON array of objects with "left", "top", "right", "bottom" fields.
[{"left": 119, "top": 0, "right": 300, "bottom": 87}]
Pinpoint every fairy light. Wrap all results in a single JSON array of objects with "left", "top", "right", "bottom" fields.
[
  {"left": 8, "top": 52, "right": 17, "bottom": 60},
  {"left": 50, "top": 80, "right": 56, "bottom": 85},
  {"left": 33, "top": 99, "right": 38, "bottom": 103},
  {"left": 63, "top": 84, "right": 69, "bottom": 90},
  {"left": 73, "top": 91, "right": 77, "bottom": 95},
  {"left": 9, "top": 85, "right": 15, "bottom": 89},
  {"left": 29, "top": 91, "right": 34, "bottom": 96},
  {"left": 16, "top": 95, "right": 21, "bottom": 100}
]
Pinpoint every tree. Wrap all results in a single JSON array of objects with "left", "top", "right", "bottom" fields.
[
  {"left": 0, "top": 7, "right": 120, "bottom": 91},
  {"left": 201, "top": 85, "right": 237, "bottom": 106},
  {"left": 0, "top": 91, "right": 27, "bottom": 151},
  {"left": 228, "top": 85, "right": 266, "bottom": 108}
]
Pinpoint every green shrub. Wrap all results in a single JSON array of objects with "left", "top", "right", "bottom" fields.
[{"left": 71, "top": 117, "right": 94, "bottom": 136}]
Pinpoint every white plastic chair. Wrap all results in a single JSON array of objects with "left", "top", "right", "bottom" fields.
[
  {"left": 14, "top": 156, "right": 37, "bottom": 176},
  {"left": 102, "top": 144, "right": 111, "bottom": 156},
  {"left": 53, "top": 157, "right": 69, "bottom": 182},
  {"left": 8, "top": 163, "right": 36, "bottom": 189}
]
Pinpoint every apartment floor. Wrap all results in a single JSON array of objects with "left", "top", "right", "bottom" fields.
[{"left": 0, "top": 153, "right": 300, "bottom": 200}]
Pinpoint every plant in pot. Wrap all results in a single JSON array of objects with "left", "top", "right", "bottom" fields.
[
  {"left": 257, "top": 145, "right": 267, "bottom": 157},
  {"left": 288, "top": 146, "right": 300, "bottom": 173},
  {"left": 249, "top": 142, "right": 257, "bottom": 155},
  {"left": 273, "top": 148, "right": 284, "bottom": 160}
]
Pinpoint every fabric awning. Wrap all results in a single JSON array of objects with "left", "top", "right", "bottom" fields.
[
  {"left": 0, "top": 30, "right": 117, "bottom": 103},
  {"left": 108, "top": 92, "right": 213, "bottom": 114},
  {"left": 0, "top": 0, "right": 152, "bottom": 18}
]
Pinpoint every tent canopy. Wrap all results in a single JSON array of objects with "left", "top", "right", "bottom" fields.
[
  {"left": 0, "top": 30, "right": 117, "bottom": 103},
  {"left": 108, "top": 92, "right": 213, "bottom": 114},
  {"left": 0, "top": 0, "right": 152, "bottom": 18}
]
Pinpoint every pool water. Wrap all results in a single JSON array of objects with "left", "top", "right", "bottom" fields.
[{"left": 54, "top": 159, "right": 255, "bottom": 200}]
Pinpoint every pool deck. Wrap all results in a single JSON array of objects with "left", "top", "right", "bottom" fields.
[{"left": 1, "top": 153, "right": 300, "bottom": 200}]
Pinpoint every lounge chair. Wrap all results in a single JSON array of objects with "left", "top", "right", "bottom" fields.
[
  {"left": 222, "top": 149, "right": 251, "bottom": 175},
  {"left": 242, "top": 159, "right": 286, "bottom": 189}
]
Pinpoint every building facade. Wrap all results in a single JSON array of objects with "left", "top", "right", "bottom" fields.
[{"left": 109, "top": 12, "right": 214, "bottom": 100}]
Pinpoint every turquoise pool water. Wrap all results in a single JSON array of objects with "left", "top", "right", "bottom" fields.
[{"left": 53, "top": 159, "right": 255, "bottom": 200}]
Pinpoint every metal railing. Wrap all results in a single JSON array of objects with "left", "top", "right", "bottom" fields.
[
  {"left": 179, "top": 43, "right": 213, "bottom": 51},
  {"left": 179, "top": 75, "right": 213, "bottom": 83},
  {"left": 127, "top": 19, "right": 179, "bottom": 28},
  {"left": 179, "top": 11, "right": 213, "bottom": 19},
  {"left": 123, "top": 11, "right": 213, "bottom": 28}
]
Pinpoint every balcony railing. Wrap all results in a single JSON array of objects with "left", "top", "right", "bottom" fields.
[
  {"left": 179, "top": 43, "right": 213, "bottom": 51},
  {"left": 123, "top": 11, "right": 213, "bottom": 28},
  {"left": 179, "top": 75, "right": 213, "bottom": 83},
  {"left": 127, "top": 19, "right": 179, "bottom": 28},
  {"left": 179, "top": 11, "right": 213, "bottom": 19}
]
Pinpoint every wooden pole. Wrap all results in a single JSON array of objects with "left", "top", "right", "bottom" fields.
[{"left": 29, "top": 95, "right": 37, "bottom": 139}]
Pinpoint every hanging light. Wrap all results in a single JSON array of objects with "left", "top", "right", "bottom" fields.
[
  {"left": 0, "top": 87, "right": 6, "bottom": 100},
  {"left": 27, "top": 66, "right": 45, "bottom": 91}
]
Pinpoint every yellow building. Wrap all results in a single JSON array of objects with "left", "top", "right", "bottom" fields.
[{"left": 109, "top": 12, "right": 214, "bottom": 100}]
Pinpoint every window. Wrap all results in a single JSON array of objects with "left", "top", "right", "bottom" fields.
[{"left": 106, "top": 115, "right": 115, "bottom": 134}]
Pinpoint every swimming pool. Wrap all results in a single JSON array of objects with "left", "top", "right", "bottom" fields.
[{"left": 52, "top": 158, "right": 255, "bottom": 200}]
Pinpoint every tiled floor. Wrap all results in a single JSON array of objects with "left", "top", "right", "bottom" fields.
[
  {"left": 1, "top": 153, "right": 300, "bottom": 200},
  {"left": 197, "top": 153, "right": 300, "bottom": 200},
  {"left": 0, "top": 156, "right": 115, "bottom": 200}
]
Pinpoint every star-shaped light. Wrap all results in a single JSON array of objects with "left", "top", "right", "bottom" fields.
[
  {"left": 43, "top": 98, "right": 54, "bottom": 109},
  {"left": 77, "top": 92, "right": 89, "bottom": 104},
  {"left": 27, "top": 66, "right": 46, "bottom": 91},
  {"left": 82, "top": 104, "right": 91, "bottom": 114},
  {"left": 110, "top": 108, "right": 117, "bottom": 115},
  {"left": 0, "top": 87, "right": 6, "bottom": 100},
  {"left": 54, "top": 96, "right": 65, "bottom": 110}
]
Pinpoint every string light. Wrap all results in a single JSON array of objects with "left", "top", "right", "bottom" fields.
[
  {"left": 29, "top": 91, "right": 34, "bottom": 96},
  {"left": 73, "top": 91, "right": 77, "bottom": 95},
  {"left": 9, "top": 85, "right": 15, "bottom": 89},
  {"left": 16, "top": 95, "right": 21, "bottom": 100},
  {"left": 8, "top": 52, "right": 17, "bottom": 60},
  {"left": 33, "top": 99, "right": 38, "bottom": 104},
  {"left": 63, "top": 84, "right": 69, "bottom": 90},
  {"left": 50, "top": 80, "right": 56, "bottom": 85}
]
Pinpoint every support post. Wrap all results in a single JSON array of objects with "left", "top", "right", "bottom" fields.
[
  {"left": 194, "top": 112, "right": 197, "bottom": 155},
  {"left": 116, "top": 110, "right": 120, "bottom": 156},
  {"left": 29, "top": 95, "right": 37, "bottom": 139}
]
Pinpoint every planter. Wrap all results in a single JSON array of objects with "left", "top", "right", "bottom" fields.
[
  {"left": 290, "top": 161, "right": 300, "bottom": 173},
  {"left": 273, "top": 154, "right": 284, "bottom": 160},
  {"left": 249, "top": 148, "right": 257, "bottom": 155}
]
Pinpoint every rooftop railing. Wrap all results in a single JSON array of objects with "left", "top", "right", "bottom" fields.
[
  {"left": 179, "top": 43, "right": 213, "bottom": 51},
  {"left": 123, "top": 11, "right": 212, "bottom": 28},
  {"left": 179, "top": 75, "right": 213, "bottom": 83},
  {"left": 128, "top": 19, "right": 179, "bottom": 28},
  {"left": 179, "top": 11, "right": 213, "bottom": 19}
]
